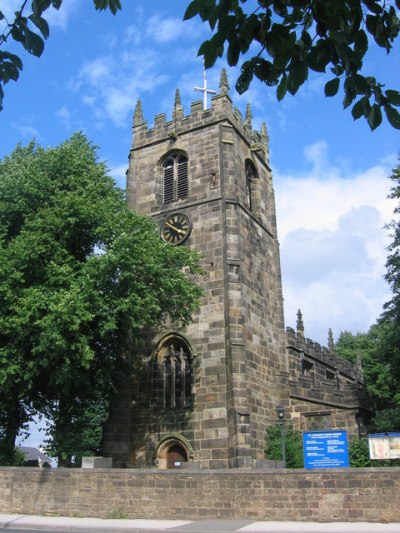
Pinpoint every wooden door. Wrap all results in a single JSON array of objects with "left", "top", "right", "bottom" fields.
[{"left": 166, "top": 444, "right": 187, "bottom": 469}]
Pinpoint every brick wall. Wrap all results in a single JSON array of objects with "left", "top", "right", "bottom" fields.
[{"left": 1, "top": 467, "right": 398, "bottom": 522}]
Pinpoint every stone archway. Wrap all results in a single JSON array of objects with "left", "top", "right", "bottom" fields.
[{"left": 156, "top": 437, "right": 189, "bottom": 469}]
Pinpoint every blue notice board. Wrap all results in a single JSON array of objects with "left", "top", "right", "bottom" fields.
[{"left": 303, "top": 430, "right": 350, "bottom": 469}]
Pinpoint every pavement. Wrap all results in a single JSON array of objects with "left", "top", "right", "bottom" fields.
[{"left": 0, "top": 514, "right": 399, "bottom": 533}]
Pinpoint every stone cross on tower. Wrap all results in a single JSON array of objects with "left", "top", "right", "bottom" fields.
[{"left": 194, "top": 68, "right": 217, "bottom": 110}]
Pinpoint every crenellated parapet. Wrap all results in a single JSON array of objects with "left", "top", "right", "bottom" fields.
[
  {"left": 286, "top": 326, "right": 364, "bottom": 385},
  {"left": 130, "top": 69, "right": 270, "bottom": 164},
  {"left": 285, "top": 325, "right": 373, "bottom": 438}
]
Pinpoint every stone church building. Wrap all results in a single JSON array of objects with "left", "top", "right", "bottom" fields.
[{"left": 103, "top": 70, "right": 370, "bottom": 469}]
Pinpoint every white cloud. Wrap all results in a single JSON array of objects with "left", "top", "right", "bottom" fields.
[
  {"left": 1, "top": 0, "right": 24, "bottom": 20},
  {"left": 275, "top": 146, "right": 394, "bottom": 241},
  {"left": 44, "top": 0, "right": 79, "bottom": 30},
  {"left": 12, "top": 123, "right": 40, "bottom": 140},
  {"left": 145, "top": 15, "right": 204, "bottom": 44},
  {"left": 74, "top": 48, "right": 171, "bottom": 127},
  {"left": 275, "top": 141, "right": 395, "bottom": 346},
  {"left": 55, "top": 105, "right": 72, "bottom": 127},
  {"left": 77, "top": 56, "right": 114, "bottom": 86},
  {"left": 64, "top": 8, "right": 210, "bottom": 127},
  {"left": 109, "top": 163, "right": 128, "bottom": 189},
  {"left": 1, "top": 0, "right": 78, "bottom": 30}
]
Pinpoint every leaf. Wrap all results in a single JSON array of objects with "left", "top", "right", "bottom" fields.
[
  {"left": 343, "top": 77, "right": 357, "bottom": 109},
  {"left": 368, "top": 104, "right": 382, "bottom": 130},
  {"left": 108, "top": 0, "right": 122, "bottom": 15},
  {"left": 365, "top": 1, "right": 384, "bottom": 16},
  {"left": 183, "top": 0, "right": 203, "bottom": 20},
  {"left": 386, "top": 90, "right": 400, "bottom": 106},
  {"left": 240, "top": 14, "right": 260, "bottom": 43},
  {"left": 0, "top": 51, "right": 23, "bottom": 70},
  {"left": 307, "top": 41, "right": 330, "bottom": 73},
  {"left": 276, "top": 74, "right": 287, "bottom": 101},
  {"left": 384, "top": 105, "right": 400, "bottom": 129},
  {"left": 28, "top": 14, "right": 50, "bottom": 39},
  {"left": 353, "top": 74, "right": 368, "bottom": 95},
  {"left": 11, "top": 26, "right": 24, "bottom": 44},
  {"left": 227, "top": 39, "right": 240, "bottom": 66},
  {"left": 24, "top": 27, "right": 45, "bottom": 57},
  {"left": 93, "top": 0, "right": 108, "bottom": 11},
  {"left": 1, "top": 84, "right": 5, "bottom": 111},
  {"left": 236, "top": 63, "right": 253, "bottom": 95},
  {"left": 93, "top": 0, "right": 121, "bottom": 14},
  {"left": 351, "top": 97, "right": 369, "bottom": 120},
  {"left": 324, "top": 78, "right": 340, "bottom": 97},
  {"left": 354, "top": 30, "right": 368, "bottom": 57},
  {"left": 198, "top": 38, "right": 221, "bottom": 68},
  {"left": 287, "top": 60, "right": 308, "bottom": 95},
  {"left": 1, "top": 61, "right": 21, "bottom": 83},
  {"left": 184, "top": 0, "right": 216, "bottom": 22}
]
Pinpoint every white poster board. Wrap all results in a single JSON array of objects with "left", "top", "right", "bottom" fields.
[{"left": 368, "top": 434, "right": 400, "bottom": 460}]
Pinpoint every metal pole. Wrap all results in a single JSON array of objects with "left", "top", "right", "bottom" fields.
[
  {"left": 279, "top": 420, "right": 286, "bottom": 468},
  {"left": 277, "top": 405, "right": 286, "bottom": 468}
]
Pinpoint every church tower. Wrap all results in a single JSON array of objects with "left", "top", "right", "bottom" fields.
[{"left": 103, "top": 70, "right": 288, "bottom": 469}]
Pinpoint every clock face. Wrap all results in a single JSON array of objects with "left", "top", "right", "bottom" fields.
[{"left": 161, "top": 213, "right": 192, "bottom": 246}]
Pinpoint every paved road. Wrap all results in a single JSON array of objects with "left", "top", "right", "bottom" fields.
[{"left": 0, "top": 514, "right": 399, "bottom": 533}]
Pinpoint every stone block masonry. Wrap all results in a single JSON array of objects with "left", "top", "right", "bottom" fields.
[
  {"left": 104, "top": 69, "right": 373, "bottom": 469},
  {"left": 0, "top": 467, "right": 399, "bottom": 523}
]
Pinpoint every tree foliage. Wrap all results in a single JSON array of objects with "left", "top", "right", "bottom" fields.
[
  {"left": 0, "top": 0, "right": 122, "bottom": 111},
  {"left": 348, "top": 438, "right": 371, "bottom": 467},
  {"left": 336, "top": 325, "right": 400, "bottom": 432},
  {"left": 336, "top": 324, "right": 398, "bottom": 402},
  {"left": 265, "top": 423, "right": 304, "bottom": 468},
  {"left": 384, "top": 154, "right": 400, "bottom": 324},
  {"left": 0, "top": 133, "right": 202, "bottom": 465},
  {"left": 184, "top": 0, "right": 400, "bottom": 131}
]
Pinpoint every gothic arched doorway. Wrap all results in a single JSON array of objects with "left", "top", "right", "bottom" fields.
[{"left": 156, "top": 438, "right": 189, "bottom": 469}]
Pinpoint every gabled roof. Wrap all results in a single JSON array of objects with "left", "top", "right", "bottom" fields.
[{"left": 18, "top": 446, "right": 52, "bottom": 463}]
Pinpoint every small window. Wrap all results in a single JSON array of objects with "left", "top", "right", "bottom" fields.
[
  {"left": 326, "top": 370, "right": 335, "bottom": 381},
  {"left": 245, "top": 160, "right": 257, "bottom": 211},
  {"left": 301, "top": 353, "right": 313, "bottom": 376},
  {"left": 162, "top": 153, "right": 188, "bottom": 204}
]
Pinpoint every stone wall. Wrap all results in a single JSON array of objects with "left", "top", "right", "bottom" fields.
[{"left": 1, "top": 467, "right": 399, "bottom": 523}]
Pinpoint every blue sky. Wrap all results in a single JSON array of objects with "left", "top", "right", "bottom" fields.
[{"left": 1, "top": 0, "right": 399, "bottom": 355}]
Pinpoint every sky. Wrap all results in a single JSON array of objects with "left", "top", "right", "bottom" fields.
[{"left": 0, "top": 0, "right": 399, "bottom": 404}]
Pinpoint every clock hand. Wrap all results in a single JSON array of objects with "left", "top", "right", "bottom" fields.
[{"left": 165, "top": 221, "right": 185, "bottom": 235}]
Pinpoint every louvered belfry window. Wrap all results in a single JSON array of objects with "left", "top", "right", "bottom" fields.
[{"left": 163, "top": 153, "right": 188, "bottom": 203}]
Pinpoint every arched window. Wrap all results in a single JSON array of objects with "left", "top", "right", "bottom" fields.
[
  {"left": 162, "top": 153, "right": 188, "bottom": 204},
  {"left": 152, "top": 336, "right": 193, "bottom": 409},
  {"left": 245, "top": 160, "right": 257, "bottom": 211}
]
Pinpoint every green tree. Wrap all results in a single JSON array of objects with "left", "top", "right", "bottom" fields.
[
  {"left": 265, "top": 423, "right": 304, "bottom": 468},
  {"left": 336, "top": 325, "right": 400, "bottom": 432},
  {"left": 184, "top": 0, "right": 400, "bottom": 131},
  {"left": 348, "top": 438, "right": 371, "bottom": 467},
  {"left": 0, "top": 133, "right": 202, "bottom": 465},
  {"left": 384, "top": 155, "right": 400, "bottom": 327},
  {"left": 336, "top": 324, "right": 398, "bottom": 401}
]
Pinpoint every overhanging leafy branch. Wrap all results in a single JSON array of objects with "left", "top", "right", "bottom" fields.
[{"left": 184, "top": 0, "right": 400, "bottom": 130}]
